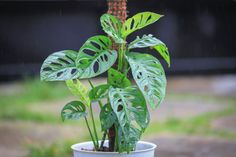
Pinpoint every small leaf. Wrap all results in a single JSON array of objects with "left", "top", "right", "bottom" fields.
[
  {"left": 108, "top": 68, "right": 131, "bottom": 88},
  {"left": 122, "top": 12, "right": 163, "bottom": 38},
  {"left": 66, "top": 79, "right": 91, "bottom": 106},
  {"left": 100, "top": 104, "right": 117, "bottom": 131},
  {"left": 61, "top": 101, "right": 87, "bottom": 121},
  {"left": 128, "top": 34, "right": 170, "bottom": 67},
  {"left": 89, "top": 84, "right": 110, "bottom": 102},
  {"left": 40, "top": 50, "right": 80, "bottom": 81},
  {"left": 76, "top": 35, "right": 117, "bottom": 79},
  {"left": 126, "top": 52, "right": 167, "bottom": 108},
  {"left": 100, "top": 14, "right": 125, "bottom": 44}
]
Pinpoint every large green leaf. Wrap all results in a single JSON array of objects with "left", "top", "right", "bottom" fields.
[
  {"left": 40, "top": 50, "right": 80, "bottom": 81},
  {"left": 109, "top": 86, "right": 149, "bottom": 152},
  {"left": 66, "top": 79, "right": 91, "bottom": 106},
  {"left": 107, "top": 68, "right": 131, "bottom": 88},
  {"left": 128, "top": 34, "right": 170, "bottom": 67},
  {"left": 89, "top": 84, "right": 110, "bottom": 102},
  {"left": 61, "top": 101, "right": 87, "bottom": 121},
  {"left": 100, "top": 14, "right": 125, "bottom": 43},
  {"left": 100, "top": 104, "right": 117, "bottom": 131},
  {"left": 76, "top": 35, "right": 117, "bottom": 79},
  {"left": 126, "top": 52, "right": 166, "bottom": 109},
  {"left": 109, "top": 86, "right": 149, "bottom": 131},
  {"left": 122, "top": 12, "right": 163, "bottom": 38}
]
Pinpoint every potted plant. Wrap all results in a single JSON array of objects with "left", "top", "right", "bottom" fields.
[{"left": 40, "top": 11, "right": 170, "bottom": 157}]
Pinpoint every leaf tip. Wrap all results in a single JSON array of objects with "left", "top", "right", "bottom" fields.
[{"left": 160, "top": 14, "right": 165, "bottom": 18}]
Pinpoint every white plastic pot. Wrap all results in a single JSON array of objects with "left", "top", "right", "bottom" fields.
[{"left": 71, "top": 141, "right": 156, "bottom": 157}]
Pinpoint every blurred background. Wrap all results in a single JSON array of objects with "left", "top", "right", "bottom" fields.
[{"left": 0, "top": 0, "right": 236, "bottom": 157}]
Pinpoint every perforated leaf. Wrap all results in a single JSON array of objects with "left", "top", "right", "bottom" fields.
[
  {"left": 122, "top": 12, "right": 163, "bottom": 38},
  {"left": 117, "top": 125, "right": 142, "bottom": 153},
  {"left": 89, "top": 84, "right": 110, "bottom": 102},
  {"left": 61, "top": 101, "right": 87, "bottom": 121},
  {"left": 100, "top": 14, "right": 125, "bottom": 43},
  {"left": 76, "top": 35, "right": 117, "bottom": 79},
  {"left": 128, "top": 34, "right": 170, "bottom": 67},
  {"left": 109, "top": 86, "right": 149, "bottom": 152},
  {"left": 109, "top": 86, "right": 149, "bottom": 131},
  {"left": 100, "top": 104, "right": 117, "bottom": 131},
  {"left": 66, "top": 79, "right": 91, "bottom": 106},
  {"left": 126, "top": 52, "right": 166, "bottom": 108},
  {"left": 108, "top": 68, "right": 131, "bottom": 88},
  {"left": 40, "top": 50, "right": 80, "bottom": 81}
]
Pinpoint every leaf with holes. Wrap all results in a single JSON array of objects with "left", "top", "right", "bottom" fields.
[
  {"left": 109, "top": 86, "right": 149, "bottom": 152},
  {"left": 76, "top": 35, "right": 117, "bottom": 79},
  {"left": 100, "top": 104, "right": 117, "bottom": 131},
  {"left": 117, "top": 124, "right": 142, "bottom": 153},
  {"left": 108, "top": 68, "right": 131, "bottom": 88},
  {"left": 100, "top": 14, "right": 125, "bottom": 44},
  {"left": 126, "top": 52, "right": 166, "bottom": 109},
  {"left": 89, "top": 84, "right": 110, "bottom": 102},
  {"left": 40, "top": 50, "right": 81, "bottom": 81},
  {"left": 122, "top": 12, "right": 163, "bottom": 38},
  {"left": 109, "top": 86, "right": 149, "bottom": 131},
  {"left": 61, "top": 101, "right": 87, "bottom": 121},
  {"left": 66, "top": 79, "right": 91, "bottom": 106},
  {"left": 128, "top": 34, "right": 170, "bottom": 67}
]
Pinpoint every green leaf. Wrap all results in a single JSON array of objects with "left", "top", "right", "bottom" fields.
[
  {"left": 66, "top": 79, "right": 91, "bottom": 106},
  {"left": 40, "top": 50, "right": 80, "bottom": 81},
  {"left": 61, "top": 101, "right": 87, "bottom": 121},
  {"left": 100, "top": 14, "right": 125, "bottom": 43},
  {"left": 108, "top": 68, "right": 131, "bottom": 88},
  {"left": 128, "top": 34, "right": 170, "bottom": 67},
  {"left": 109, "top": 86, "right": 149, "bottom": 131},
  {"left": 100, "top": 104, "right": 117, "bottom": 131},
  {"left": 109, "top": 86, "right": 149, "bottom": 152},
  {"left": 117, "top": 125, "right": 141, "bottom": 153},
  {"left": 126, "top": 52, "right": 166, "bottom": 109},
  {"left": 76, "top": 35, "right": 117, "bottom": 79},
  {"left": 122, "top": 12, "right": 163, "bottom": 38},
  {"left": 153, "top": 44, "right": 170, "bottom": 67},
  {"left": 89, "top": 84, "right": 110, "bottom": 102}
]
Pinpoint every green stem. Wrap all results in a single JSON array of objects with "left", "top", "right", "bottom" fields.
[
  {"left": 89, "top": 104, "right": 99, "bottom": 147},
  {"left": 117, "top": 43, "right": 126, "bottom": 73},
  {"left": 115, "top": 124, "right": 119, "bottom": 152},
  {"left": 84, "top": 117, "right": 98, "bottom": 150},
  {"left": 100, "top": 130, "right": 107, "bottom": 149},
  {"left": 88, "top": 79, "right": 99, "bottom": 148}
]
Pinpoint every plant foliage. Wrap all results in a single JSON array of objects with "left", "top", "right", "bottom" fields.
[
  {"left": 40, "top": 11, "right": 170, "bottom": 153},
  {"left": 61, "top": 101, "right": 87, "bottom": 121}
]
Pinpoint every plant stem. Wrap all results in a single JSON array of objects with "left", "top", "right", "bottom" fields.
[
  {"left": 100, "top": 130, "right": 107, "bottom": 149},
  {"left": 117, "top": 44, "right": 123, "bottom": 71},
  {"left": 108, "top": 125, "right": 116, "bottom": 151},
  {"left": 117, "top": 43, "right": 127, "bottom": 74},
  {"left": 115, "top": 124, "right": 119, "bottom": 152},
  {"left": 84, "top": 117, "right": 98, "bottom": 150},
  {"left": 89, "top": 104, "right": 99, "bottom": 148}
]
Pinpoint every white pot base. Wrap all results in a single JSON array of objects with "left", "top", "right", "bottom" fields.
[{"left": 71, "top": 141, "right": 156, "bottom": 157}]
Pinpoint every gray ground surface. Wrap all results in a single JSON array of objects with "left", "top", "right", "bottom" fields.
[
  {"left": 151, "top": 136, "right": 236, "bottom": 157},
  {"left": 0, "top": 75, "right": 236, "bottom": 157}
]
